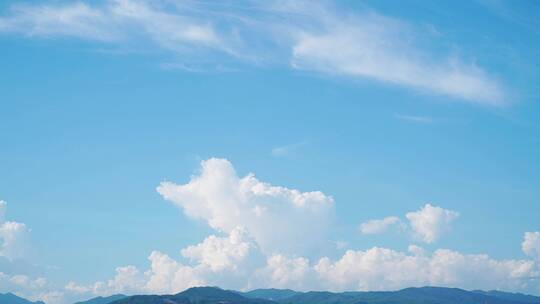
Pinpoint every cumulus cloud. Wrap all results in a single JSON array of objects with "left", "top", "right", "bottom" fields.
[
  {"left": 181, "top": 226, "right": 264, "bottom": 272},
  {"left": 0, "top": 0, "right": 506, "bottom": 104},
  {"left": 66, "top": 227, "right": 264, "bottom": 296},
  {"left": 315, "top": 247, "right": 538, "bottom": 292},
  {"left": 4, "top": 161, "right": 539, "bottom": 303},
  {"left": 254, "top": 254, "right": 315, "bottom": 291},
  {"left": 406, "top": 204, "right": 459, "bottom": 243},
  {"left": 157, "top": 158, "right": 334, "bottom": 256},
  {"left": 359, "top": 216, "right": 401, "bottom": 235},
  {"left": 62, "top": 243, "right": 540, "bottom": 299},
  {"left": 359, "top": 204, "right": 457, "bottom": 243},
  {"left": 0, "top": 272, "right": 54, "bottom": 303},
  {"left": 0, "top": 201, "right": 31, "bottom": 261},
  {"left": 523, "top": 232, "right": 540, "bottom": 260},
  {"left": 60, "top": 160, "right": 539, "bottom": 300}
]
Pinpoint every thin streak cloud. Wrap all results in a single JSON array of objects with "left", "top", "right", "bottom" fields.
[{"left": 0, "top": 0, "right": 507, "bottom": 105}]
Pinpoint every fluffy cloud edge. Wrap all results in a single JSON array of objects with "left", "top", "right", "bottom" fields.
[
  {"left": 0, "top": 201, "right": 32, "bottom": 261},
  {"left": 359, "top": 204, "right": 459, "bottom": 244},
  {"left": 523, "top": 232, "right": 540, "bottom": 260},
  {"left": 359, "top": 216, "right": 401, "bottom": 235},
  {"left": 156, "top": 157, "right": 334, "bottom": 257}
]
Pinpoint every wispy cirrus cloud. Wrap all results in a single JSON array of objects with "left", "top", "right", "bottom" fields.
[
  {"left": 394, "top": 113, "right": 434, "bottom": 124},
  {"left": 271, "top": 141, "right": 308, "bottom": 157},
  {"left": 290, "top": 16, "right": 505, "bottom": 106},
  {"left": 0, "top": 0, "right": 507, "bottom": 105}
]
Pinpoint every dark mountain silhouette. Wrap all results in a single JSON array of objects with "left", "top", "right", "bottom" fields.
[
  {"left": 473, "top": 290, "right": 540, "bottom": 303},
  {"left": 10, "top": 286, "right": 534, "bottom": 304},
  {"left": 101, "top": 286, "right": 540, "bottom": 304},
  {"left": 280, "top": 287, "right": 540, "bottom": 304},
  {"left": 241, "top": 289, "right": 301, "bottom": 301},
  {"left": 74, "top": 294, "right": 127, "bottom": 304},
  {"left": 0, "top": 293, "right": 45, "bottom": 304},
  {"left": 111, "top": 287, "right": 274, "bottom": 304}
]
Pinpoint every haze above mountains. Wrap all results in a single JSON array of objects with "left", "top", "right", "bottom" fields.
[{"left": 3, "top": 286, "right": 540, "bottom": 304}]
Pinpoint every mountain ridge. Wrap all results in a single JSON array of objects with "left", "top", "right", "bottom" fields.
[
  {"left": 106, "top": 286, "right": 540, "bottom": 304},
  {"left": 74, "top": 294, "right": 127, "bottom": 304},
  {"left": 5, "top": 286, "right": 540, "bottom": 304},
  {"left": 0, "top": 292, "right": 45, "bottom": 304}
]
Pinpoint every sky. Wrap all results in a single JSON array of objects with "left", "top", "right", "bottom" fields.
[{"left": 0, "top": 0, "right": 540, "bottom": 303}]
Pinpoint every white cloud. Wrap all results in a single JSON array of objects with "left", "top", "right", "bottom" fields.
[
  {"left": 60, "top": 160, "right": 538, "bottom": 299},
  {"left": 144, "top": 250, "right": 205, "bottom": 294},
  {"left": 4, "top": 161, "right": 539, "bottom": 303},
  {"left": 359, "top": 216, "right": 401, "bottom": 235},
  {"left": 0, "top": 0, "right": 230, "bottom": 54},
  {"left": 254, "top": 254, "right": 315, "bottom": 291},
  {"left": 314, "top": 247, "right": 538, "bottom": 292},
  {"left": 61, "top": 243, "right": 540, "bottom": 299},
  {"left": 181, "top": 226, "right": 263, "bottom": 272},
  {"left": 394, "top": 113, "right": 434, "bottom": 124},
  {"left": 271, "top": 141, "right": 308, "bottom": 157},
  {"left": 359, "top": 205, "right": 457, "bottom": 243},
  {"left": 406, "top": 204, "right": 459, "bottom": 243},
  {"left": 0, "top": 200, "right": 6, "bottom": 223},
  {"left": 408, "top": 244, "right": 426, "bottom": 256},
  {"left": 0, "top": 201, "right": 31, "bottom": 261},
  {"left": 0, "top": 1, "right": 506, "bottom": 105},
  {"left": 0, "top": 2, "right": 115, "bottom": 41},
  {"left": 157, "top": 158, "right": 334, "bottom": 256},
  {"left": 0, "top": 272, "right": 53, "bottom": 303},
  {"left": 291, "top": 15, "right": 505, "bottom": 105},
  {"left": 523, "top": 232, "right": 540, "bottom": 260}
]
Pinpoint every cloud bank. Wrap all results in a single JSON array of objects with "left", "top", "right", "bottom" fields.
[
  {"left": 0, "top": 0, "right": 506, "bottom": 105},
  {"left": 4, "top": 160, "right": 539, "bottom": 304}
]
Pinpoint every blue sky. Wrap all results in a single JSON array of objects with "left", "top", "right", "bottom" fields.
[{"left": 1, "top": 0, "right": 540, "bottom": 303}]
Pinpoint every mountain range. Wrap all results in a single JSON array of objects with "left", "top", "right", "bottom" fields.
[
  {"left": 0, "top": 293, "right": 45, "bottom": 304},
  {"left": 4, "top": 286, "right": 540, "bottom": 304}
]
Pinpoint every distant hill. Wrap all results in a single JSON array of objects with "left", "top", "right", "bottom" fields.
[
  {"left": 242, "top": 289, "right": 301, "bottom": 301},
  {"left": 74, "top": 294, "right": 127, "bottom": 304},
  {"left": 0, "top": 293, "right": 44, "bottom": 304},
  {"left": 112, "top": 287, "right": 274, "bottom": 304},
  {"left": 6, "top": 286, "right": 540, "bottom": 304},
  {"left": 107, "top": 286, "right": 540, "bottom": 304},
  {"left": 473, "top": 290, "right": 540, "bottom": 303},
  {"left": 279, "top": 287, "right": 540, "bottom": 304}
]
